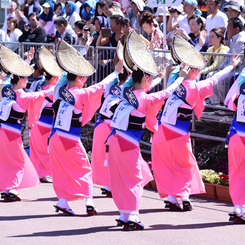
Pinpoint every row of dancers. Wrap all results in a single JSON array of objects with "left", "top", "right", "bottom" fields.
[{"left": 0, "top": 31, "right": 244, "bottom": 230}]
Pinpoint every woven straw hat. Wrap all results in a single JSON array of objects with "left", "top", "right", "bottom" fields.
[
  {"left": 56, "top": 40, "right": 95, "bottom": 76},
  {"left": 37, "top": 46, "right": 64, "bottom": 77},
  {"left": 116, "top": 41, "right": 132, "bottom": 73},
  {"left": 124, "top": 30, "right": 158, "bottom": 76},
  {"left": 171, "top": 34, "right": 207, "bottom": 69},
  {"left": 0, "top": 45, "right": 33, "bottom": 76}
]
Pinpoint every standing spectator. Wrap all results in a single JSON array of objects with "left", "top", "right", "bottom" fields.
[
  {"left": 65, "top": 1, "right": 81, "bottom": 29},
  {"left": 167, "top": 0, "right": 202, "bottom": 34},
  {"left": 15, "top": 8, "right": 28, "bottom": 33},
  {"left": 54, "top": 16, "right": 77, "bottom": 45},
  {"left": 109, "top": 14, "right": 123, "bottom": 47},
  {"left": 2, "top": 1, "right": 17, "bottom": 33},
  {"left": 198, "top": 0, "right": 208, "bottom": 18},
  {"left": 130, "top": 0, "right": 145, "bottom": 32},
  {"left": 205, "top": 0, "right": 228, "bottom": 37},
  {"left": 212, "top": 17, "right": 245, "bottom": 105},
  {"left": 7, "top": 17, "right": 22, "bottom": 52},
  {"left": 55, "top": 2, "right": 66, "bottom": 17},
  {"left": 19, "top": 13, "right": 46, "bottom": 43},
  {"left": 25, "top": 0, "right": 42, "bottom": 18},
  {"left": 39, "top": 1, "right": 56, "bottom": 35},
  {"left": 224, "top": 1, "right": 245, "bottom": 26}
]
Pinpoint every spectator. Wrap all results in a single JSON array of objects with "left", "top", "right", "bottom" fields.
[
  {"left": 200, "top": 27, "right": 229, "bottom": 77},
  {"left": 19, "top": 13, "right": 46, "bottom": 43},
  {"left": 25, "top": 0, "right": 42, "bottom": 18},
  {"left": 15, "top": 8, "right": 28, "bottom": 33},
  {"left": 54, "top": 16, "right": 77, "bottom": 45},
  {"left": 6, "top": 17, "right": 22, "bottom": 52},
  {"left": 39, "top": 1, "right": 56, "bottom": 35},
  {"left": 0, "top": 29, "right": 9, "bottom": 42},
  {"left": 109, "top": 14, "right": 123, "bottom": 47},
  {"left": 81, "top": 0, "right": 96, "bottom": 20},
  {"left": 94, "top": 1, "right": 105, "bottom": 17},
  {"left": 55, "top": 2, "right": 66, "bottom": 17},
  {"left": 212, "top": 17, "right": 245, "bottom": 105},
  {"left": 198, "top": 0, "right": 208, "bottom": 18},
  {"left": 74, "top": 19, "right": 87, "bottom": 45},
  {"left": 121, "top": 18, "right": 133, "bottom": 43},
  {"left": 178, "top": 15, "right": 209, "bottom": 52},
  {"left": 2, "top": 1, "right": 17, "bottom": 33},
  {"left": 73, "top": 0, "right": 82, "bottom": 15},
  {"left": 65, "top": 1, "right": 81, "bottom": 29},
  {"left": 130, "top": 0, "right": 145, "bottom": 31},
  {"left": 205, "top": 0, "right": 228, "bottom": 37},
  {"left": 167, "top": 0, "right": 202, "bottom": 34},
  {"left": 224, "top": 0, "right": 245, "bottom": 25},
  {"left": 100, "top": 0, "right": 124, "bottom": 25}
]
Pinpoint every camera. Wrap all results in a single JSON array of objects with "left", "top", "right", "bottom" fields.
[
  {"left": 78, "top": 33, "right": 83, "bottom": 38},
  {"left": 84, "top": 26, "right": 90, "bottom": 32},
  {"left": 47, "top": 34, "right": 56, "bottom": 43},
  {"left": 24, "top": 23, "right": 33, "bottom": 29}
]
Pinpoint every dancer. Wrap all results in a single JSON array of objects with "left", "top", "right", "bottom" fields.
[
  {"left": 29, "top": 46, "right": 64, "bottom": 183},
  {"left": 224, "top": 68, "right": 245, "bottom": 224},
  {"left": 0, "top": 45, "right": 54, "bottom": 202},
  {"left": 106, "top": 31, "right": 189, "bottom": 230},
  {"left": 49, "top": 40, "right": 124, "bottom": 216},
  {"left": 151, "top": 34, "right": 240, "bottom": 211}
]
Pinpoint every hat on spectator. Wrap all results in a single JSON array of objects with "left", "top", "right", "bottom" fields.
[
  {"left": 0, "top": 45, "right": 33, "bottom": 76},
  {"left": 140, "top": 6, "right": 154, "bottom": 14},
  {"left": 182, "top": 0, "right": 202, "bottom": 16},
  {"left": 155, "top": 7, "right": 170, "bottom": 17},
  {"left": 37, "top": 46, "right": 64, "bottom": 77},
  {"left": 224, "top": 1, "right": 243, "bottom": 13},
  {"left": 56, "top": 40, "right": 95, "bottom": 76},
  {"left": 170, "top": 5, "right": 184, "bottom": 14},
  {"left": 42, "top": 2, "right": 50, "bottom": 8},
  {"left": 171, "top": 34, "right": 207, "bottom": 69},
  {"left": 131, "top": 0, "right": 145, "bottom": 12},
  {"left": 123, "top": 30, "right": 158, "bottom": 75}
]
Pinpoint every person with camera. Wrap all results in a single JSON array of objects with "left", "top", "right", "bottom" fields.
[{"left": 19, "top": 12, "right": 46, "bottom": 43}]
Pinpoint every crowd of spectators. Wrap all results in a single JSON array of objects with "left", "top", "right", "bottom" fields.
[{"left": 1, "top": 0, "right": 245, "bottom": 105}]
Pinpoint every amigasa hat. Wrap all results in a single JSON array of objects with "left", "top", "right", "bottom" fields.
[
  {"left": 170, "top": 34, "right": 207, "bottom": 69},
  {"left": 56, "top": 40, "right": 95, "bottom": 76},
  {"left": 37, "top": 46, "right": 64, "bottom": 77},
  {"left": 116, "top": 40, "right": 132, "bottom": 73},
  {"left": 0, "top": 45, "right": 33, "bottom": 76},
  {"left": 123, "top": 30, "right": 158, "bottom": 76}
]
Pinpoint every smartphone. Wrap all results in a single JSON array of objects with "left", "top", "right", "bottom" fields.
[{"left": 101, "top": 28, "right": 112, "bottom": 38}]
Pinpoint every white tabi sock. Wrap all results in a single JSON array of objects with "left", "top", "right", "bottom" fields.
[
  {"left": 85, "top": 197, "right": 94, "bottom": 207},
  {"left": 167, "top": 195, "right": 178, "bottom": 204},
  {"left": 233, "top": 205, "right": 244, "bottom": 217},
  {"left": 56, "top": 198, "right": 69, "bottom": 209},
  {"left": 119, "top": 213, "right": 128, "bottom": 222},
  {"left": 128, "top": 214, "right": 139, "bottom": 223},
  {"left": 103, "top": 186, "right": 111, "bottom": 192}
]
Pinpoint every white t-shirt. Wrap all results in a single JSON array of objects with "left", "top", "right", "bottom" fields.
[
  {"left": 8, "top": 28, "right": 23, "bottom": 51},
  {"left": 2, "top": 12, "right": 17, "bottom": 33},
  {"left": 206, "top": 10, "right": 228, "bottom": 36},
  {"left": 66, "top": 12, "right": 81, "bottom": 29},
  {"left": 178, "top": 15, "right": 190, "bottom": 34}
]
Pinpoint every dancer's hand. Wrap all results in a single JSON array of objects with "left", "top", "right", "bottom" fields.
[
  {"left": 115, "top": 59, "right": 124, "bottom": 74},
  {"left": 158, "top": 66, "right": 166, "bottom": 79},
  {"left": 179, "top": 63, "right": 190, "bottom": 78}
]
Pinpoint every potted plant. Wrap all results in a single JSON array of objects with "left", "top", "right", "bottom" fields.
[{"left": 214, "top": 173, "right": 231, "bottom": 202}]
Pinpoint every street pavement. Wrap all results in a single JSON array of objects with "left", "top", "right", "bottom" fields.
[{"left": 1, "top": 180, "right": 245, "bottom": 245}]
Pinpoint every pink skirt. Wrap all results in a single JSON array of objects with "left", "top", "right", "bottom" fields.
[
  {"left": 30, "top": 121, "right": 52, "bottom": 177},
  {"left": 151, "top": 124, "right": 205, "bottom": 198},
  {"left": 91, "top": 121, "right": 111, "bottom": 186},
  {"left": 0, "top": 126, "right": 40, "bottom": 191},
  {"left": 49, "top": 131, "right": 93, "bottom": 200},
  {"left": 107, "top": 133, "right": 152, "bottom": 214},
  {"left": 228, "top": 134, "right": 245, "bottom": 206}
]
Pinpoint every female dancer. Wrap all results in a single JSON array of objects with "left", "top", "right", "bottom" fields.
[
  {"left": 106, "top": 31, "right": 189, "bottom": 230},
  {"left": 224, "top": 68, "right": 245, "bottom": 224},
  {"left": 0, "top": 45, "right": 54, "bottom": 201},
  {"left": 49, "top": 40, "right": 124, "bottom": 215},
  {"left": 151, "top": 35, "right": 240, "bottom": 211},
  {"left": 29, "top": 46, "right": 64, "bottom": 182}
]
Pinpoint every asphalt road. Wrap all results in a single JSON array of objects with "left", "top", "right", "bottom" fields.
[{"left": 1, "top": 180, "right": 245, "bottom": 245}]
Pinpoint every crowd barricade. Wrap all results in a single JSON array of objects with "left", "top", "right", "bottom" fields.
[{"left": 1, "top": 41, "right": 245, "bottom": 154}]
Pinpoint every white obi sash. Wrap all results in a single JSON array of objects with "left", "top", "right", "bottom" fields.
[
  {"left": 99, "top": 94, "right": 121, "bottom": 118},
  {"left": 0, "top": 97, "right": 16, "bottom": 121},
  {"left": 237, "top": 94, "right": 245, "bottom": 123}
]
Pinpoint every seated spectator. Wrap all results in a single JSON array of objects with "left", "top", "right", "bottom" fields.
[
  {"left": 15, "top": 8, "right": 28, "bottom": 33},
  {"left": 205, "top": 0, "right": 228, "bottom": 37},
  {"left": 55, "top": 2, "right": 66, "bottom": 17},
  {"left": 211, "top": 17, "right": 245, "bottom": 105},
  {"left": 19, "top": 12, "right": 46, "bottom": 43},
  {"left": 200, "top": 27, "right": 229, "bottom": 77},
  {"left": 154, "top": 6, "right": 169, "bottom": 33},
  {"left": 224, "top": 1, "right": 245, "bottom": 26},
  {"left": 177, "top": 15, "right": 209, "bottom": 52},
  {"left": 81, "top": 0, "right": 96, "bottom": 20},
  {"left": 39, "top": 1, "right": 56, "bottom": 35},
  {"left": 0, "top": 29, "right": 10, "bottom": 42},
  {"left": 54, "top": 16, "right": 77, "bottom": 45},
  {"left": 65, "top": 1, "right": 81, "bottom": 29},
  {"left": 25, "top": 0, "right": 42, "bottom": 18},
  {"left": 6, "top": 17, "right": 22, "bottom": 52}
]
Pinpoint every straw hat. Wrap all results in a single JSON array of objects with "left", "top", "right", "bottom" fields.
[
  {"left": 170, "top": 34, "right": 207, "bottom": 69},
  {"left": 37, "top": 46, "right": 64, "bottom": 77},
  {"left": 116, "top": 41, "right": 132, "bottom": 73},
  {"left": 0, "top": 45, "right": 33, "bottom": 76},
  {"left": 56, "top": 40, "right": 95, "bottom": 76},
  {"left": 124, "top": 30, "right": 158, "bottom": 76}
]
